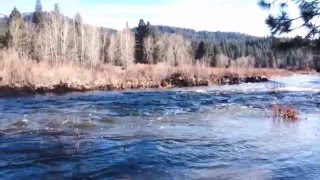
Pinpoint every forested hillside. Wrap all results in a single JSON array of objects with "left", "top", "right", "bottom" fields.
[
  {"left": 155, "top": 25, "right": 258, "bottom": 43},
  {"left": 154, "top": 26, "right": 313, "bottom": 69},
  {"left": 0, "top": 2, "right": 315, "bottom": 70}
]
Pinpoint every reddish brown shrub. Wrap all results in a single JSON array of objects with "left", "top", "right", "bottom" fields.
[
  {"left": 282, "top": 107, "right": 299, "bottom": 120},
  {"left": 271, "top": 104, "right": 299, "bottom": 121}
]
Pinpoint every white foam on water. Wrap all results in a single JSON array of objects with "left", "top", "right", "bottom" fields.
[
  {"left": 275, "top": 86, "right": 320, "bottom": 93},
  {"left": 177, "top": 75, "right": 320, "bottom": 94}
]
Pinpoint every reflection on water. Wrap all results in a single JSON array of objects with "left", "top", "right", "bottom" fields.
[{"left": 0, "top": 75, "right": 320, "bottom": 179}]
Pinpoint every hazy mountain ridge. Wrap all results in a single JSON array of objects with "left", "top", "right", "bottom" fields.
[
  {"left": 0, "top": 12, "right": 262, "bottom": 44},
  {"left": 154, "top": 25, "right": 260, "bottom": 43}
]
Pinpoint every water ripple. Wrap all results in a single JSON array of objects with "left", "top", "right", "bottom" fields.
[{"left": 0, "top": 75, "right": 320, "bottom": 179}]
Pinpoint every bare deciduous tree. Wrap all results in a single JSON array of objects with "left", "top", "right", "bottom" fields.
[{"left": 118, "top": 26, "right": 135, "bottom": 67}]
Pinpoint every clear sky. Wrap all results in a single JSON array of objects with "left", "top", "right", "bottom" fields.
[{"left": 0, "top": 0, "right": 302, "bottom": 37}]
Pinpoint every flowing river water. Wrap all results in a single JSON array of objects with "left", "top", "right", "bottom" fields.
[{"left": 0, "top": 75, "right": 320, "bottom": 179}]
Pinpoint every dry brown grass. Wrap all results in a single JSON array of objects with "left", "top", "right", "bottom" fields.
[{"left": 0, "top": 50, "right": 297, "bottom": 95}]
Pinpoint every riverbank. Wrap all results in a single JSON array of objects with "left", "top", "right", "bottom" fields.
[{"left": 0, "top": 52, "right": 314, "bottom": 96}]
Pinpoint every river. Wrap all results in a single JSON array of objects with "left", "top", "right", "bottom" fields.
[{"left": 0, "top": 75, "right": 319, "bottom": 179}]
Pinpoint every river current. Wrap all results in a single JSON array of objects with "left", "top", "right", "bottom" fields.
[{"left": 0, "top": 75, "right": 319, "bottom": 179}]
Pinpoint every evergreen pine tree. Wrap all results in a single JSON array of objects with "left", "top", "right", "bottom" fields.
[
  {"left": 195, "top": 41, "right": 206, "bottom": 60},
  {"left": 135, "top": 19, "right": 147, "bottom": 63},
  {"left": 33, "top": 0, "right": 43, "bottom": 25},
  {"left": 6, "top": 7, "right": 26, "bottom": 53},
  {"left": 54, "top": 3, "right": 60, "bottom": 14}
]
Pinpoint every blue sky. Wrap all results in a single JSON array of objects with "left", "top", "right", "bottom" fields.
[
  {"left": 0, "top": 0, "right": 302, "bottom": 37},
  {"left": 77, "top": 0, "right": 172, "bottom": 5}
]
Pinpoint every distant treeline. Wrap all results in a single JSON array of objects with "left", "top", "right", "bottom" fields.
[
  {"left": 0, "top": 1, "right": 316, "bottom": 70},
  {"left": 154, "top": 26, "right": 314, "bottom": 69}
]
